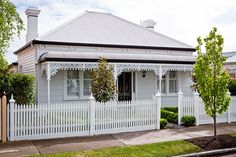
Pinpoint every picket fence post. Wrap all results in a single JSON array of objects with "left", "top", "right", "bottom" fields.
[
  {"left": 227, "top": 91, "right": 231, "bottom": 124},
  {"left": 89, "top": 94, "right": 95, "bottom": 136},
  {"left": 194, "top": 91, "right": 200, "bottom": 126},
  {"left": 177, "top": 89, "right": 183, "bottom": 125},
  {"left": 155, "top": 90, "right": 161, "bottom": 130},
  {"left": 9, "top": 94, "right": 15, "bottom": 141}
]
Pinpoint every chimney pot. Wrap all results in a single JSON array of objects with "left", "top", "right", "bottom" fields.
[{"left": 140, "top": 19, "right": 156, "bottom": 31}]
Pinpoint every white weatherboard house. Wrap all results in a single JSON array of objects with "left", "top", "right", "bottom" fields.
[{"left": 14, "top": 7, "right": 196, "bottom": 106}]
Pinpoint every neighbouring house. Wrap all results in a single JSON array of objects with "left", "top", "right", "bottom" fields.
[
  {"left": 8, "top": 62, "right": 18, "bottom": 73},
  {"left": 224, "top": 51, "right": 236, "bottom": 79},
  {"left": 13, "top": 7, "right": 196, "bottom": 106}
]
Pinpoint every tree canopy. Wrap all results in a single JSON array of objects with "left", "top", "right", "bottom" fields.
[
  {"left": 0, "top": 0, "right": 24, "bottom": 54},
  {"left": 194, "top": 27, "right": 230, "bottom": 137}
]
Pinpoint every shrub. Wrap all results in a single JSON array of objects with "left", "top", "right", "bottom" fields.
[
  {"left": 10, "top": 74, "right": 34, "bottom": 104},
  {"left": 162, "top": 107, "right": 178, "bottom": 113},
  {"left": 91, "top": 57, "right": 116, "bottom": 102},
  {"left": 229, "top": 79, "right": 236, "bottom": 96},
  {"left": 161, "top": 109, "right": 178, "bottom": 124},
  {"left": 181, "top": 116, "right": 196, "bottom": 127},
  {"left": 160, "top": 118, "right": 168, "bottom": 129}
]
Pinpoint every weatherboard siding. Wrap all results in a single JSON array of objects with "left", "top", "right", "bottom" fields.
[{"left": 17, "top": 47, "right": 36, "bottom": 75}]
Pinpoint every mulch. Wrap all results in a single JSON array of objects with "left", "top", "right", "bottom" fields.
[{"left": 186, "top": 134, "right": 236, "bottom": 151}]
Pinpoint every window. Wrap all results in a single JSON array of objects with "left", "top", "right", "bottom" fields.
[
  {"left": 169, "top": 71, "right": 177, "bottom": 93},
  {"left": 83, "top": 71, "right": 92, "bottom": 96},
  {"left": 156, "top": 71, "right": 178, "bottom": 94},
  {"left": 157, "top": 75, "right": 166, "bottom": 93},
  {"left": 65, "top": 70, "right": 93, "bottom": 99},
  {"left": 66, "top": 71, "right": 80, "bottom": 98}
]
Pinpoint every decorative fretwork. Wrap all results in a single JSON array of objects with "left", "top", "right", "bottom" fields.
[
  {"left": 115, "top": 64, "right": 161, "bottom": 78},
  {"left": 41, "top": 62, "right": 194, "bottom": 80},
  {"left": 161, "top": 64, "right": 193, "bottom": 76}
]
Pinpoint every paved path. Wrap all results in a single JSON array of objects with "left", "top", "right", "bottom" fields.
[{"left": 0, "top": 123, "right": 236, "bottom": 157}]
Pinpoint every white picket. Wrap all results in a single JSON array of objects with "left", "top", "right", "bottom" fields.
[
  {"left": 179, "top": 94, "right": 236, "bottom": 125},
  {"left": 8, "top": 97, "right": 160, "bottom": 141}
]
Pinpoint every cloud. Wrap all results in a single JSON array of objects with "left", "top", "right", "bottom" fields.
[{"left": 212, "top": 7, "right": 236, "bottom": 25}]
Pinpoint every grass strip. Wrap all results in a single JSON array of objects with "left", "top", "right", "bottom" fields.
[{"left": 29, "top": 140, "right": 201, "bottom": 157}]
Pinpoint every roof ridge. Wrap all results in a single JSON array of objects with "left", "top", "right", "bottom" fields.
[
  {"left": 108, "top": 13, "right": 194, "bottom": 48},
  {"left": 85, "top": 10, "right": 111, "bottom": 15}
]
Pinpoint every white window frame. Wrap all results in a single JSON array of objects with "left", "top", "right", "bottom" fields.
[
  {"left": 83, "top": 71, "right": 93, "bottom": 97},
  {"left": 64, "top": 70, "right": 92, "bottom": 100},
  {"left": 156, "top": 75, "right": 166, "bottom": 96},
  {"left": 156, "top": 71, "right": 178, "bottom": 96},
  {"left": 168, "top": 71, "right": 178, "bottom": 95}
]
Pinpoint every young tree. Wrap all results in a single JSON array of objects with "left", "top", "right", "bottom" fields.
[
  {"left": 194, "top": 27, "right": 231, "bottom": 137},
  {"left": 91, "top": 57, "right": 116, "bottom": 102},
  {"left": 0, "top": 0, "right": 24, "bottom": 54}
]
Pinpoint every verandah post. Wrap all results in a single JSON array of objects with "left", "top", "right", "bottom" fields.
[
  {"left": 177, "top": 89, "right": 183, "bottom": 125},
  {"left": 9, "top": 94, "right": 15, "bottom": 141},
  {"left": 1, "top": 92, "right": 7, "bottom": 143},
  {"left": 227, "top": 91, "right": 231, "bottom": 123},
  {"left": 194, "top": 91, "right": 200, "bottom": 126},
  {"left": 155, "top": 90, "right": 161, "bottom": 130},
  {"left": 89, "top": 93, "right": 95, "bottom": 135}
]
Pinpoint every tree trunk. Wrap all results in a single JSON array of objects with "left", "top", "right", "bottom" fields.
[
  {"left": 213, "top": 65, "right": 217, "bottom": 138},
  {"left": 213, "top": 112, "right": 217, "bottom": 138}
]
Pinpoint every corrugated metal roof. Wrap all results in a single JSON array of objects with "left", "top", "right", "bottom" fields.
[{"left": 38, "top": 11, "right": 193, "bottom": 48}]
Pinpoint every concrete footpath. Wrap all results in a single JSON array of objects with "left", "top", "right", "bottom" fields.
[{"left": 0, "top": 123, "right": 236, "bottom": 157}]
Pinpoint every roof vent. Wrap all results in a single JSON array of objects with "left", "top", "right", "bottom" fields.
[{"left": 140, "top": 19, "right": 156, "bottom": 31}]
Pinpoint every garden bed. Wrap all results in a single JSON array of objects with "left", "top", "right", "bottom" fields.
[{"left": 186, "top": 134, "right": 236, "bottom": 151}]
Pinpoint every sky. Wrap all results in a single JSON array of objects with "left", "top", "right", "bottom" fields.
[{"left": 6, "top": 0, "right": 236, "bottom": 63}]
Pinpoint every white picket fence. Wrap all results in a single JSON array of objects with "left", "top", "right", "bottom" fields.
[
  {"left": 178, "top": 91, "right": 236, "bottom": 125},
  {"left": 8, "top": 95, "right": 161, "bottom": 141}
]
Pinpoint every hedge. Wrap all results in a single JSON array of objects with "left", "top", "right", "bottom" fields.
[
  {"left": 10, "top": 74, "right": 34, "bottom": 104},
  {"left": 0, "top": 73, "right": 35, "bottom": 104},
  {"left": 161, "top": 109, "right": 178, "bottom": 124},
  {"left": 181, "top": 116, "right": 196, "bottom": 127},
  {"left": 160, "top": 118, "right": 168, "bottom": 129},
  {"left": 162, "top": 107, "right": 178, "bottom": 114}
]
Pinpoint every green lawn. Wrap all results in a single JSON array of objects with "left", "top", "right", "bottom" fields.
[
  {"left": 29, "top": 140, "right": 201, "bottom": 157},
  {"left": 230, "top": 132, "right": 236, "bottom": 137}
]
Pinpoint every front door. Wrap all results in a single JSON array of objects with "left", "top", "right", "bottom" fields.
[{"left": 118, "top": 72, "right": 132, "bottom": 101}]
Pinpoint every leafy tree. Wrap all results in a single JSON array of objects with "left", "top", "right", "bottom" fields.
[
  {"left": 0, "top": 0, "right": 24, "bottom": 54},
  {"left": 91, "top": 57, "right": 116, "bottom": 102},
  {"left": 194, "top": 27, "right": 231, "bottom": 137},
  {"left": 0, "top": 53, "right": 10, "bottom": 97}
]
